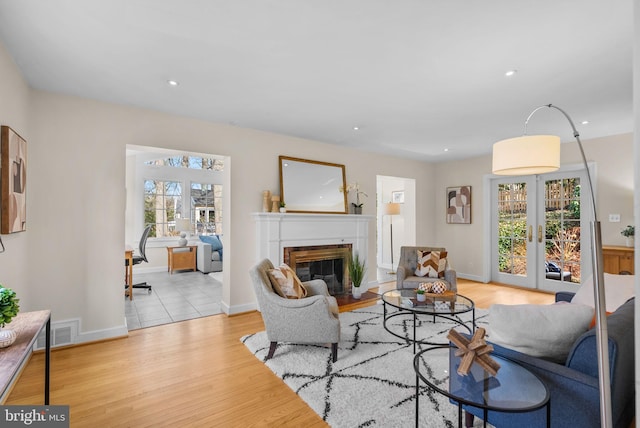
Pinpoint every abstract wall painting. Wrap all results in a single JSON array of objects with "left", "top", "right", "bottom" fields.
[
  {"left": 446, "top": 186, "right": 471, "bottom": 224},
  {"left": 1, "top": 126, "right": 27, "bottom": 234}
]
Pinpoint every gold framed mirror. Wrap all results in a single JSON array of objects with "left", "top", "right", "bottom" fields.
[{"left": 279, "top": 156, "right": 348, "bottom": 214}]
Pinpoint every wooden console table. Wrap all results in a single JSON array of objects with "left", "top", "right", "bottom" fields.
[
  {"left": 0, "top": 310, "right": 51, "bottom": 404},
  {"left": 167, "top": 245, "right": 197, "bottom": 274},
  {"left": 602, "top": 245, "right": 634, "bottom": 275}
]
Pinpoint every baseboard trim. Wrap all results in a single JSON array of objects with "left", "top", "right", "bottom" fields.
[
  {"left": 222, "top": 300, "right": 257, "bottom": 315},
  {"left": 76, "top": 324, "right": 129, "bottom": 345}
]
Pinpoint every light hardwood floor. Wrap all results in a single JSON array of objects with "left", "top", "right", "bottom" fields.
[{"left": 6, "top": 279, "right": 554, "bottom": 427}]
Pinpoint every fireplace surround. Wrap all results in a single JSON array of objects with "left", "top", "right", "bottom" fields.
[{"left": 253, "top": 212, "right": 373, "bottom": 294}]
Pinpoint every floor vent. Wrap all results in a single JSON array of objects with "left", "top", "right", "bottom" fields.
[{"left": 34, "top": 319, "right": 79, "bottom": 350}]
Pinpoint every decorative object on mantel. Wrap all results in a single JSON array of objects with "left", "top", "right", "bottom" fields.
[
  {"left": 271, "top": 195, "right": 280, "bottom": 213},
  {"left": 341, "top": 182, "right": 367, "bottom": 214},
  {"left": 262, "top": 190, "right": 271, "bottom": 212},
  {"left": 447, "top": 328, "right": 500, "bottom": 376},
  {"left": 348, "top": 251, "right": 366, "bottom": 299},
  {"left": 0, "top": 286, "right": 20, "bottom": 348},
  {"left": 279, "top": 202, "right": 286, "bottom": 213},
  {"left": 621, "top": 225, "right": 634, "bottom": 247}
]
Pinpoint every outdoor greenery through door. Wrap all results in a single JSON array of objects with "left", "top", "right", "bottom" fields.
[{"left": 493, "top": 170, "right": 588, "bottom": 292}]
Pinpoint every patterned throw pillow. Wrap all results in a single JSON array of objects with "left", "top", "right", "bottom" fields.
[
  {"left": 414, "top": 250, "right": 448, "bottom": 278},
  {"left": 267, "top": 263, "right": 307, "bottom": 299}
]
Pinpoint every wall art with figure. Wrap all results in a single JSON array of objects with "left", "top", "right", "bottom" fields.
[
  {"left": 1, "top": 126, "right": 27, "bottom": 234},
  {"left": 446, "top": 186, "right": 471, "bottom": 224}
]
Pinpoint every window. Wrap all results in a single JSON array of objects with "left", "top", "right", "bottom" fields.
[
  {"left": 191, "top": 182, "right": 223, "bottom": 235},
  {"left": 144, "top": 180, "right": 184, "bottom": 238},
  {"left": 139, "top": 155, "right": 224, "bottom": 240},
  {"left": 145, "top": 156, "right": 224, "bottom": 171}
]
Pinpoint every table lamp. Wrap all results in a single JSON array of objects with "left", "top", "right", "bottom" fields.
[{"left": 492, "top": 104, "right": 611, "bottom": 427}]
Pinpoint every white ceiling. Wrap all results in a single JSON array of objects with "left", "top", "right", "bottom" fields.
[{"left": 0, "top": 0, "right": 634, "bottom": 162}]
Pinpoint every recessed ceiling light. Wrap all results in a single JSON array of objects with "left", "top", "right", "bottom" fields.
[
  {"left": 353, "top": 126, "right": 360, "bottom": 131},
  {"left": 167, "top": 80, "right": 179, "bottom": 86},
  {"left": 505, "top": 70, "right": 517, "bottom": 77},
  {"left": 444, "top": 148, "right": 449, "bottom": 152},
  {"left": 581, "top": 120, "right": 590, "bottom": 125}
]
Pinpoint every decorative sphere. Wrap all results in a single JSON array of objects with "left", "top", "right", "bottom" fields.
[
  {"left": 431, "top": 280, "right": 448, "bottom": 294},
  {"left": 418, "top": 282, "right": 432, "bottom": 293}
]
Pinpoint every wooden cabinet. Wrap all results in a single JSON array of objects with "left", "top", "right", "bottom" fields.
[
  {"left": 167, "top": 246, "right": 197, "bottom": 274},
  {"left": 602, "top": 245, "right": 634, "bottom": 275}
]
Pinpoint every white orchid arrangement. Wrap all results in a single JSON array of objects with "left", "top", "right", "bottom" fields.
[{"left": 340, "top": 182, "right": 368, "bottom": 207}]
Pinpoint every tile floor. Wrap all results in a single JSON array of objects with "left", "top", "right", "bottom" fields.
[{"left": 124, "top": 270, "right": 223, "bottom": 330}]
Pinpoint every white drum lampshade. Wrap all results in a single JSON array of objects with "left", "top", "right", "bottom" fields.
[{"left": 492, "top": 135, "right": 560, "bottom": 175}]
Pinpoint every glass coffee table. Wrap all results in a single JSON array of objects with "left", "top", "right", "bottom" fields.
[
  {"left": 413, "top": 346, "right": 550, "bottom": 428},
  {"left": 381, "top": 289, "right": 475, "bottom": 353}
]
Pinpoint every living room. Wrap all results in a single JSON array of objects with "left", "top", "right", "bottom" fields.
[{"left": 0, "top": 1, "right": 637, "bottom": 426}]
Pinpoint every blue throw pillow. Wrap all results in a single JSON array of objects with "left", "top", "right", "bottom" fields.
[{"left": 199, "top": 235, "right": 222, "bottom": 251}]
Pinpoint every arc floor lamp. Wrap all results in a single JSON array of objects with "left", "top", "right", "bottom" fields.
[{"left": 492, "top": 104, "right": 611, "bottom": 427}]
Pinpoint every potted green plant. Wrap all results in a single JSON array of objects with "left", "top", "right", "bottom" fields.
[
  {"left": 621, "top": 225, "right": 634, "bottom": 247},
  {"left": 416, "top": 288, "right": 426, "bottom": 302},
  {"left": 0, "top": 287, "right": 20, "bottom": 348},
  {"left": 279, "top": 202, "right": 286, "bottom": 213},
  {"left": 348, "top": 251, "right": 366, "bottom": 299}
]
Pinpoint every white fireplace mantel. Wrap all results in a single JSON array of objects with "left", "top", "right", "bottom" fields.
[{"left": 252, "top": 212, "right": 374, "bottom": 265}]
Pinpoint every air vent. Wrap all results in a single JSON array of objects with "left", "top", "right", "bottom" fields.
[{"left": 34, "top": 319, "right": 79, "bottom": 350}]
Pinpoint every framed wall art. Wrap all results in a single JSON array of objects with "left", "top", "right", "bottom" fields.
[
  {"left": 391, "top": 190, "right": 404, "bottom": 204},
  {"left": 1, "top": 126, "right": 27, "bottom": 234},
  {"left": 446, "top": 186, "right": 471, "bottom": 224}
]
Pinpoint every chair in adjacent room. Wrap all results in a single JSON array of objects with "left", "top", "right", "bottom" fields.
[
  {"left": 249, "top": 259, "right": 341, "bottom": 362},
  {"left": 125, "top": 225, "right": 153, "bottom": 296}
]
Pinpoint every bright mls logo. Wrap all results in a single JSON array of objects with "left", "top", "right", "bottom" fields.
[{"left": 1, "top": 406, "right": 69, "bottom": 427}]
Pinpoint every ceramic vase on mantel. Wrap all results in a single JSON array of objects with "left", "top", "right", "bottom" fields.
[
  {"left": 352, "top": 205, "right": 362, "bottom": 215},
  {"left": 0, "top": 327, "right": 17, "bottom": 348},
  {"left": 352, "top": 286, "right": 362, "bottom": 299},
  {"left": 626, "top": 236, "right": 634, "bottom": 247}
]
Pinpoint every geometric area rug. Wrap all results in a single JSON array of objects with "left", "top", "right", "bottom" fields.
[{"left": 242, "top": 303, "right": 489, "bottom": 427}]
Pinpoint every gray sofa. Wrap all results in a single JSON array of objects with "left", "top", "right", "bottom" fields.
[
  {"left": 196, "top": 237, "right": 222, "bottom": 273},
  {"left": 463, "top": 294, "right": 635, "bottom": 427}
]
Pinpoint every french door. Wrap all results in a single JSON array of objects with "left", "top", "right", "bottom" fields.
[{"left": 491, "top": 169, "right": 590, "bottom": 293}]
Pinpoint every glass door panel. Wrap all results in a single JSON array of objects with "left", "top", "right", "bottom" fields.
[
  {"left": 539, "top": 175, "right": 585, "bottom": 292},
  {"left": 492, "top": 178, "right": 536, "bottom": 288}
]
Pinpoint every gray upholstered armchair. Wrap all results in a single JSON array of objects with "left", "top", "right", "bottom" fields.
[
  {"left": 249, "top": 259, "right": 341, "bottom": 362},
  {"left": 396, "top": 246, "right": 457, "bottom": 291}
]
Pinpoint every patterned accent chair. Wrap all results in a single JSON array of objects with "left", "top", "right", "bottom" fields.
[
  {"left": 395, "top": 246, "right": 457, "bottom": 291},
  {"left": 249, "top": 259, "right": 341, "bottom": 362}
]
